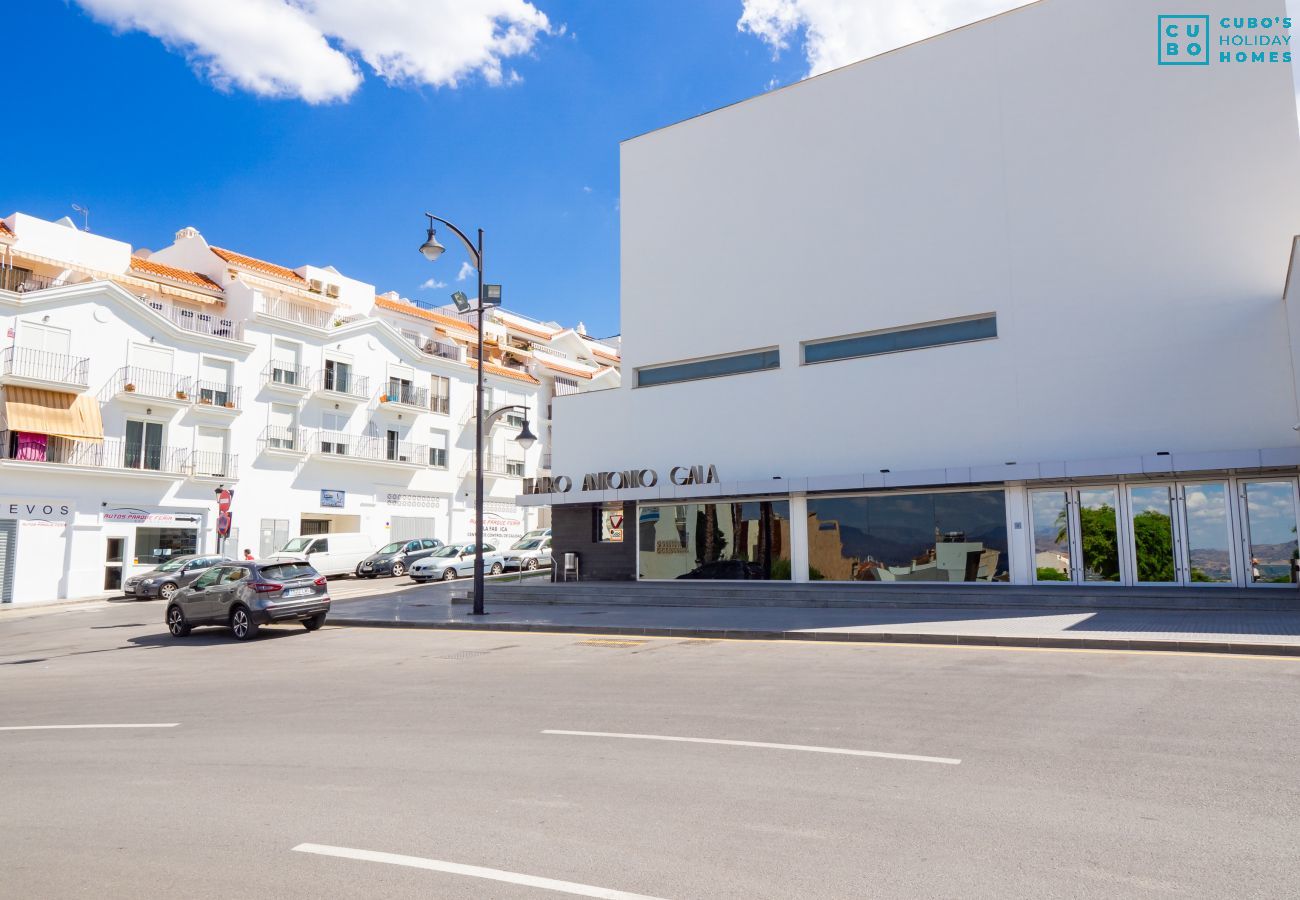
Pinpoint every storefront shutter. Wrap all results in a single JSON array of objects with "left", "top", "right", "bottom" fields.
[{"left": 0, "top": 519, "right": 18, "bottom": 603}]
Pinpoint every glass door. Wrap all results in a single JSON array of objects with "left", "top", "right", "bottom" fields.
[
  {"left": 1030, "top": 490, "right": 1073, "bottom": 583},
  {"left": 1030, "top": 486, "right": 1124, "bottom": 584},
  {"left": 1240, "top": 479, "right": 1300, "bottom": 586},
  {"left": 1128, "top": 485, "right": 1179, "bottom": 584},
  {"left": 1179, "top": 482, "right": 1235, "bottom": 585}
]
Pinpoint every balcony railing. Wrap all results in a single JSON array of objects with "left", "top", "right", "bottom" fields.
[
  {"left": 431, "top": 393, "right": 450, "bottom": 415},
  {"left": 313, "top": 370, "right": 370, "bottom": 400},
  {"left": 115, "top": 366, "right": 192, "bottom": 401},
  {"left": 257, "top": 293, "right": 335, "bottom": 329},
  {"left": 193, "top": 381, "right": 241, "bottom": 410},
  {"left": 135, "top": 296, "right": 243, "bottom": 341},
  {"left": 460, "top": 452, "right": 526, "bottom": 478},
  {"left": 381, "top": 383, "right": 429, "bottom": 408},
  {"left": 0, "top": 270, "right": 74, "bottom": 293},
  {"left": 188, "top": 450, "right": 238, "bottom": 480},
  {"left": 0, "top": 432, "right": 186, "bottom": 474},
  {"left": 263, "top": 361, "right": 310, "bottom": 390},
  {"left": 2, "top": 346, "right": 90, "bottom": 387},
  {"left": 311, "top": 430, "right": 428, "bottom": 465},
  {"left": 258, "top": 425, "right": 307, "bottom": 454}
]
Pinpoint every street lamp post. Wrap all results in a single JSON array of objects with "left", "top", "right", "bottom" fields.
[{"left": 420, "top": 214, "right": 535, "bottom": 615}]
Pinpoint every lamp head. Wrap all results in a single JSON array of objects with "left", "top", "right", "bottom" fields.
[
  {"left": 419, "top": 226, "right": 446, "bottom": 262},
  {"left": 514, "top": 419, "right": 537, "bottom": 451}
]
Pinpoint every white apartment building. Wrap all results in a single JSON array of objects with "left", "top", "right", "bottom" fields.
[
  {"left": 0, "top": 213, "right": 619, "bottom": 604},
  {"left": 526, "top": 0, "right": 1300, "bottom": 593}
]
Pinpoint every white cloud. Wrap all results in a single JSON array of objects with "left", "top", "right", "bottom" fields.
[
  {"left": 456, "top": 261, "right": 475, "bottom": 282},
  {"left": 582, "top": 185, "right": 592, "bottom": 193},
  {"left": 420, "top": 277, "right": 447, "bottom": 290},
  {"left": 74, "top": 0, "right": 553, "bottom": 103},
  {"left": 738, "top": 0, "right": 1034, "bottom": 78}
]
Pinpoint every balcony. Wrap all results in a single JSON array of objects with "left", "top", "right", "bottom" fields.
[
  {"left": 312, "top": 370, "right": 370, "bottom": 404},
  {"left": 262, "top": 361, "right": 310, "bottom": 393},
  {"left": 134, "top": 296, "right": 244, "bottom": 341},
  {"left": 114, "top": 367, "right": 193, "bottom": 406},
  {"left": 1, "top": 347, "right": 90, "bottom": 390},
  {"left": 430, "top": 393, "right": 450, "bottom": 415},
  {"left": 257, "top": 292, "right": 335, "bottom": 329},
  {"left": 258, "top": 425, "right": 308, "bottom": 457},
  {"left": 0, "top": 269, "right": 76, "bottom": 294},
  {"left": 378, "top": 383, "right": 429, "bottom": 413},
  {"left": 460, "top": 452, "right": 526, "bottom": 479},
  {"left": 0, "top": 432, "right": 186, "bottom": 476},
  {"left": 192, "top": 381, "right": 241, "bottom": 416},
  {"left": 310, "top": 430, "right": 428, "bottom": 467},
  {"left": 187, "top": 450, "right": 238, "bottom": 481}
]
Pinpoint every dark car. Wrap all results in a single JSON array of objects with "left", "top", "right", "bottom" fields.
[
  {"left": 676, "top": 560, "right": 766, "bottom": 580},
  {"left": 356, "top": 538, "right": 443, "bottom": 578},
  {"left": 123, "top": 554, "right": 232, "bottom": 602},
  {"left": 165, "top": 560, "right": 331, "bottom": 641}
]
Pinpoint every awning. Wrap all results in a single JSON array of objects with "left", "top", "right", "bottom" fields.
[{"left": 1, "top": 387, "right": 104, "bottom": 442}]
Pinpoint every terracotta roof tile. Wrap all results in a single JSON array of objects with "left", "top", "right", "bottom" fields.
[
  {"left": 592, "top": 346, "right": 620, "bottom": 362},
  {"left": 210, "top": 246, "right": 306, "bottom": 283},
  {"left": 373, "top": 295, "right": 476, "bottom": 334},
  {"left": 130, "top": 257, "right": 224, "bottom": 293},
  {"left": 536, "top": 357, "right": 595, "bottom": 379},
  {"left": 0, "top": 222, "right": 14, "bottom": 241},
  {"left": 498, "top": 316, "right": 556, "bottom": 339},
  {"left": 468, "top": 358, "right": 539, "bottom": 384}
]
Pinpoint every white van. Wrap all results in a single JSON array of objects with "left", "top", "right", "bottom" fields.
[{"left": 269, "top": 533, "right": 376, "bottom": 577}]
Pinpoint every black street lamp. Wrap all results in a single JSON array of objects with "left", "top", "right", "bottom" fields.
[{"left": 420, "top": 213, "right": 534, "bottom": 615}]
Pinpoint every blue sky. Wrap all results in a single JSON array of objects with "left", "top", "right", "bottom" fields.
[{"left": 5, "top": 1, "right": 828, "bottom": 338}]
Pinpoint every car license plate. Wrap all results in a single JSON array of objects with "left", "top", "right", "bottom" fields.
[{"left": 283, "top": 587, "right": 313, "bottom": 598}]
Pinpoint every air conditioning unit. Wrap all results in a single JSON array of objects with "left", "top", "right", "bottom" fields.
[
  {"left": 308, "top": 279, "right": 324, "bottom": 293},
  {"left": 325, "top": 284, "right": 340, "bottom": 298}
]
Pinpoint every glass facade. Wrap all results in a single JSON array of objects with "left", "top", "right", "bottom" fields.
[
  {"left": 806, "top": 489, "right": 1008, "bottom": 582},
  {"left": 636, "top": 349, "right": 780, "bottom": 388},
  {"left": 638, "top": 500, "right": 791, "bottom": 580},
  {"left": 134, "top": 527, "right": 198, "bottom": 566}
]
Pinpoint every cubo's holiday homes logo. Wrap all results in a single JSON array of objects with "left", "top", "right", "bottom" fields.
[{"left": 1159, "top": 14, "right": 1293, "bottom": 66}]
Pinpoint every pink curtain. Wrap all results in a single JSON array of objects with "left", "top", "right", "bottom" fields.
[{"left": 15, "top": 432, "right": 47, "bottom": 462}]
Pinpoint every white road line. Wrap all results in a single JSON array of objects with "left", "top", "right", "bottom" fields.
[
  {"left": 292, "top": 843, "right": 668, "bottom": 899},
  {"left": 542, "top": 730, "right": 961, "bottom": 765},
  {"left": 0, "top": 723, "right": 179, "bottom": 732}
]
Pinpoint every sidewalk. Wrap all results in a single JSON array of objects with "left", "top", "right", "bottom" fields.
[{"left": 329, "top": 593, "right": 1300, "bottom": 656}]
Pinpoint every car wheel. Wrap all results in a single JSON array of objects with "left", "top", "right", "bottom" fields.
[
  {"left": 391, "top": 561, "right": 406, "bottom": 577},
  {"left": 490, "top": 562, "right": 503, "bottom": 575},
  {"left": 303, "top": 613, "right": 326, "bottom": 631},
  {"left": 160, "top": 582, "right": 179, "bottom": 602},
  {"left": 525, "top": 558, "right": 539, "bottom": 571},
  {"left": 442, "top": 568, "right": 457, "bottom": 581},
  {"left": 166, "top": 605, "right": 191, "bottom": 637},
  {"left": 230, "top": 605, "right": 259, "bottom": 641}
]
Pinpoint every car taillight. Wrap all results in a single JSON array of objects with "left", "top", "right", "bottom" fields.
[
  {"left": 249, "top": 582, "right": 282, "bottom": 593},
  {"left": 314, "top": 576, "right": 327, "bottom": 587}
]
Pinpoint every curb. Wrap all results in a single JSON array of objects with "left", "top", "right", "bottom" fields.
[{"left": 325, "top": 618, "right": 1300, "bottom": 656}]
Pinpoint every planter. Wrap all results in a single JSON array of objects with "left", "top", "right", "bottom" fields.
[
  {"left": 124, "top": 384, "right": 136, "bottom": 392},
  {"left": 176, "top": 391, "right": 188, "bottom": 400},
  {"left": 222, "top": 401, "right": 235, "bottom": 409},
  {"left": 380, "top": 394, "right": 389, "bottom": 403},
  {"left": 199, "top": 397, "right": 213, "bottom": 405}
]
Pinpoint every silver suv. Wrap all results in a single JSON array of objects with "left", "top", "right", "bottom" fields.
[
  {"left": 165, "top": 560, "right": 331, "bottom": 641},
  {"left": 124, "top": 554, "right": 231, "bottom": 602}
]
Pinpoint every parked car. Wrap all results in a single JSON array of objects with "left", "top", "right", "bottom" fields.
[
  {"left": 267, "top": 532, "right": 375, "bottom": 577},
  {"left": 356, "top": 538, "right": 444, "bottom": 578},
  {"left": 123, "top": 554, "right": 232, "bottom": 602},
  {"left": 676, "top": 559, "right": 766, "bottom": 580},
  {"left": 503, "top": 536, "right": 552, "bottom": 571},
  {"left": 165, "top": 560, "right": 330, "bottom": 641},
  {"left": 409, "top": 543, "right": 504, "bottom": 582},
  {"left": 519, "top": 528, "right": 551, "bottom": 541}
]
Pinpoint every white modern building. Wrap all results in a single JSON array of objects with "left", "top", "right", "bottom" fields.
[
  {"left": 0, "top": 213, "right": 620, "bottom": 604},
  {"left": 524, "top": 0, "right": 1300, "bottom": 593}
]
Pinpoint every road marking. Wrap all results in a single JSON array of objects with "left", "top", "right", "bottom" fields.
[
  {"left": 291, "top": 843, "right": 668, "bottom": 899},
  {"left": 542, "top": 730, "right": 960, "bottom": 765},
  {"left": 0, "top": 723, "right": 179, "bottom": 732}
]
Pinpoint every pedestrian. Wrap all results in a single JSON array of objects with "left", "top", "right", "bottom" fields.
[
  {"left": 243, "top": 548, "right": 254, "bottom": 561},
  {"left": 1251, "top": 556, "right": 1260, "bottom": 583}
]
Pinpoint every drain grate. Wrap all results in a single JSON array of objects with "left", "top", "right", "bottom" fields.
[
  {"left": 677, "top": 639, "right": 720, "bottom": 647},
  {"left": 576, "top": 639, "right": 647, "bottom": 648},
  {"left": 434, "top": 644, "right": 517, "bottom": 661}
]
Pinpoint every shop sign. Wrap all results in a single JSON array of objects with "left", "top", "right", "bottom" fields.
[
  {"left": 524, "top": 464, "right": 718, "bottom": 495},
  {"left": 103, "top": 507, "right": 201, "bottom": 526},
  {"left": 320, "top": 489, "right": 346, "bottom": 509},
  {"left": 4, "top": 498, "right": 73, "bottom": 521},
  {"left": 462, "top": 512, "right": 525, "bottom": 541}
]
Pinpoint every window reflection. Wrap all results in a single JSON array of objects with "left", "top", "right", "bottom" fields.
[
  {"left": 638, "top": 501, "right": 791, "bottom": 580},
  {"left": 1031, "top": 491, "right": 1071, "bottom": 581},
  {"left": 806, "top": 490, "right": 1008, "bottom": 582},
  {"left": 1184, "top": 483, "right": 1233, "bottom": 583},
  {"left": 1130, "top": 486, "right": 1175, "bottom": 583},
  {"left": 1243, "top": 480, "right": 1299, "bottom": 584},
  {"left": 1077, "top": 488, "right": 1121, "bottom": 582}
]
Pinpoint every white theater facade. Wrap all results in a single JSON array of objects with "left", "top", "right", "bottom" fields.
[{"left": 524, "top": 0, "right": 1300, "bottom": 593}]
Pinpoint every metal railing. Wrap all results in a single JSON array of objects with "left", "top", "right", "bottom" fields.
[
  {"left": 314, "top": 369, "right": 370, "bottom": 400},
  {"left": 0, "top": 431, "right": 187, "bottom": 473},
  {"left": 257, "top": 292, "right": 335, "bottom": 329},
  {"left": 115, "top": 366, "right": 191, "bottom": 401},
  {"left": 164, "top": 305, "right": 243, "bottom": 341},
  {"left": 1, "top": 346, "right": 90, "bottom": 387},
  {"left": 188, "top": 450, "right": 238, "bottom": 479},
  {"left": 425, "top": 338, "right": 462, "bottom": 361},
  {"left": 430, "top": 392, "right": 450, "bottom": 415},
  {"left": 460, "top": 452, "right": 526, "bottom": 478},
  {"left": 0, "top": 270, "right": 72, "bottom": 293},
  {"left": 381, "top": 383, "right": 429, "bottom": 408},
  {"left": 258, "top": 425, "right": 307, "bottom": 454},
  {"left": 193, "top": 380, "right": 240, "bottom": 410},
  {"left": 263, "top": 361, "right": 310, "bottom": 390},
  {"left": 311, "top": 430, "right": 428, "bottom": 465}
]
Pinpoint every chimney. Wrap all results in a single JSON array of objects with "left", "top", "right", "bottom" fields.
[{"left": 175, "top": 226, "right": 202, "bottom": 241}]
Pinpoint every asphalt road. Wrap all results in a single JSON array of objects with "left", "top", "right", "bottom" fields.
[{"left": 2, "top": 598, "right": 1299, "bottom": 899}]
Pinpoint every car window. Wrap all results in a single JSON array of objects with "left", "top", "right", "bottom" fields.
[
  {"left": 194, "top": 567, "right": 225, "bottom": 589},
  {"left": 421, "top": 539, "right": 439, "bottom": 549},
  {"left": 379, "top": 541, "right": 405, "bottom": 554},
  {"left": 483, "top": 544, "right": 495, "bottom": 552},
  {"left": 225, "top": 567, "right": 249, "bottom": 583},
  {"left": 281, "top": 537, "right": 314, "bottom": 553},
  {"left": 309, "top": 538, "right": 329, "bottom": 553},
  {"left": 406, "top": 541, "right": 421, "bottom": 552},
  {"left": 157, "top": 558, "right": 187, "bottom": 572},
  {"left": 432, "top": 546, "right": 460, "bottom": 558},
  {"left": 542, "top": 540, "right": 550, "bottom": 550},
  {"left": 259, "top": 562, "right": 316, "bottom": 580}
]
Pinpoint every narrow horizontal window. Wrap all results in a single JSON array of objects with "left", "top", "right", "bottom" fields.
[
  {"left": 803, "top": 314, "right": 997, "bottom": 365},
  {"left": 636, "top": 348, "right": 779, "bottom": 388}
]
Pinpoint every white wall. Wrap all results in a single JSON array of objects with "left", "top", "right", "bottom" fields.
[{"left": 553, "top": 0, "right": 1300, "bottom": 484}]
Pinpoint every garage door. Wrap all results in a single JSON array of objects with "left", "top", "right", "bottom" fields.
[
  {"left": 0, "top": 519, "right": 16, "bottom": 603},
  {"left": 389, "top": 516, "right": 440, "bottom": 543}
]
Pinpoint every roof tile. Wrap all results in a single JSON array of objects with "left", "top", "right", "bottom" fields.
[
  {"left": 130, "top": 257, "right": 224, "bottom": 293},
  {"left": 373, "top": 295, "right": 476, "bottom": 334},
  {"left": 210, "top": 246, "right": 306, "bottom": 283},
  {"left": 0, "top": 222, "right": 14, "bottom": 241},
  {"left": 468, "top": 358, "right": 539, "bottom": 384}
]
